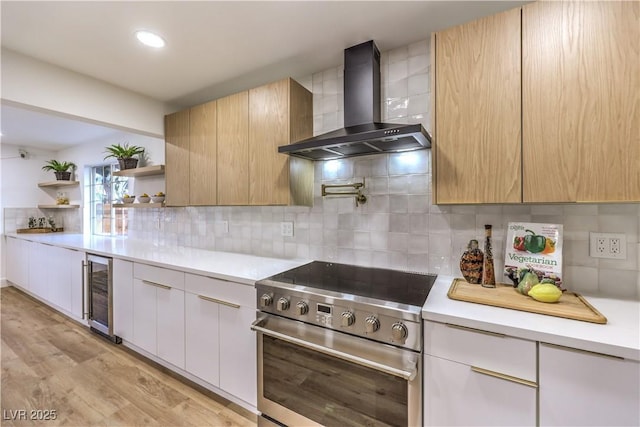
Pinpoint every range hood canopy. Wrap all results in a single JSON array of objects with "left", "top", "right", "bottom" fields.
[{"left": 279, "top": 40, "right": 431, "bottom": 161}]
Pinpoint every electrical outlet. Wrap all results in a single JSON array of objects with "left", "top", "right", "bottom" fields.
[
  {"left": 590, "top": 232, "right": 627, "bottom": 259},
  {"left": 281, "top": 221, "right": 294, "bottom": 237}
]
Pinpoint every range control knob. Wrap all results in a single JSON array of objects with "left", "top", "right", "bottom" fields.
[
  {"left": 391, "top": 322, "right": 409, "bottom": 340},
  {"left": 276, "top": 297, "right": 290, "bottom": 312},
  {"left": 341, "top": 311, "right": 356, "bottom": 327},
  {"left": 365, "top": 316, "right": 380, "bottom": 333},
  {"left": 260, "top": 294, "right": 273, "bottom": 308},
  {"left": 296, "top": 301, "right": 309, "bottom": 316}
]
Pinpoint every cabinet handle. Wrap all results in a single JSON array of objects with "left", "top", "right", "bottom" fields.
[
  {"left": 198, "top": 294, "right": 240, "bottom": 309},
  {"left": 142, "top": 280, "right": 171, "bottom": 290},
  {"left": 470, "top": 366, "right": 538, "bottom": 388},
  {"left": 445, "top": 323, "right": 506, "bottom": 338},
  {"left": 542, "top": 342, "right": 625, "bottom": 361}
]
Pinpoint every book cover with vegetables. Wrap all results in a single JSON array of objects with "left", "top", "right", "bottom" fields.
[{"left": 504, "top": 222, "right": 563, "bottom": 293}]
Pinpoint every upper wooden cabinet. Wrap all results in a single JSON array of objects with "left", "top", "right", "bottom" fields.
[
  {"left": 249, "top": 78, "right": 313, "bottom": 205},
  {"left": 433, "top": 8, "right": 522, "bottom": 204},
  {"left": 217, "top": 91, "right": 249, "bottom": 205},
  {"left": 165, "top": 109, "right": 190, "bottom": 206},
  {"left": 433, "top": 1, "right": 639, "bottom": 204},
  {"left": 522, "top": 1, "right": 640, "bottom": 202},
  {"left": 165, "top": 77, "right": 313, "bottom": 207},
  {"left": 189, "top": 100, "right": 217, "bottom": 206}
]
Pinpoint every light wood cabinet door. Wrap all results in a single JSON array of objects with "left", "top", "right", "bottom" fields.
[
  {"left": 249, "top": 79, "right": 290, "bottom": 205},
  {"left": 434, "top": 8, "right": 522, "bottom": 204},
  {"left": 189, "top": 100, "right": 217, "bottom": 205},
  {"left": 165, "top": 109, "right": 190, "bottom": 206},
  {"left": 523, "top": 1, "right": 640, "bottom": 202},
  {"left": 539, "top": 343, "right": 640, "bottom": 426},
  {"left": 217, "top": 91, "right": 249, "bottom": 205}
]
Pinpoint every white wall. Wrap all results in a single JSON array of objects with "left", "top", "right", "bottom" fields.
[{"left": 1, "top": 48, "right": 173, "bottom": 137}]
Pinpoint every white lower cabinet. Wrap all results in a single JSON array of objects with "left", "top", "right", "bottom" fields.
[
  {"left": 113, "top": 259, "right": 134, "bottom": 341},
  {"left": 539, "top": 343, "right": 640, "bottom": 426},
  {"left": 15, "top": 240, "right": 85, "bottom": 319},
  {"left": 219, "top": 303, "right": 256, "bottom": 405},
  {"left": 185, "top": 273, "right": 256, "bottom": 406},
  {"left": 423, "top": 321, "right": 537, "bottom": 427},
  {"left": 6, "top": 236, "right": 29, "bottom": 288},
  {"left": 185, "top": 292, "right": 220, "bottom": 385},
  {"left": 132, "top": 263, "right": 185, "bottom": 369}
]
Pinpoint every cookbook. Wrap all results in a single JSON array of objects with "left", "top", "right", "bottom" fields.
[{"left": 504, "top": 222, "right": 563, "bottom": 288}]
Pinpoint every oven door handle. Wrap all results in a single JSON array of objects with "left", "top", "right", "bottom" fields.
[{"left": 251, "top": 317, "right": 417, "bottom": 381}]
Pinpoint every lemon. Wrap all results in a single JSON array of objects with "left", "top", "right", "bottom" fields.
[{"left": 528, "top": 283, "right": 562, "bottom": 303}]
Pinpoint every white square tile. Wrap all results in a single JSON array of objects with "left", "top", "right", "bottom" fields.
[
  {"left": 409, "top": 234, "right": 429, "bottom": 254},
  {"left": 408, "top": 73, "right": 429, "bottom": 96},
  {"left": 428, "top": 233, "right": 452, "bottom": 256},
  {"left": 388, "top": 232, "right": 409, "bottom": 252},
  {"left": 389, "top": 214, "right": 409, "bottom": 233},
  {"left": 408, "top": 93, "right": 429, "bottom": 117},
  {"left": 388, "top": 46, "right": 409, "bottom": 64},
  {"left": 598, "top": 268, "right": 638, "bottom": 298},
  {"left": 386, "top": 79, "right": 408, "bottom": 100},
  {"left": 410, "top": 213, "right": 429, "bottom": 234},
  {"left": 389, "top": 176, "right": 409, "bottom": 194},
  {"left": 408, "top": 39, "right": 429, "bottom": 57},
  {"left": 409, "top": 195, "right": 429, "bottom": 213},
  {"left": 370, "top": 232, "right": 389, "bottom": 251},
  {"left": 353, "top": 231, "right": 371, "bottom": 250},
  {"left": 389, "top": 151, "right": 428, "bottom": 175},
  {"left": 389, "top": 195, "right": 409, "bottom": 213},
  {"left": 409, "top": 54, "right": 429, "bottom": 75}
]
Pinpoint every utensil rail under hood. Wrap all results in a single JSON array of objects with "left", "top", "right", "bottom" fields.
[{"left": 279, "top": 40, "right": 431, "bottom": 161}]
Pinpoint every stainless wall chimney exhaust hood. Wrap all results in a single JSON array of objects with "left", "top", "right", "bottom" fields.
[{"left": 279, "top": 40, "right": 431, "bottom": 161}]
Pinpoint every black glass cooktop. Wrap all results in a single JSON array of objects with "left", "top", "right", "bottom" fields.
[{"left": 263, "top": 261, "right": 437, "bottom": 307}]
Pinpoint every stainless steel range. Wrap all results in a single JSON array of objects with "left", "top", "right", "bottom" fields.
[{"left": 252, "top": 261, "right": 437, "bottom": 427}]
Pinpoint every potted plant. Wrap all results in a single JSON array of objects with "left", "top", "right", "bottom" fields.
[
  {"left": 42, "top": 160, "right": 76, "bottom": 181},
  {"left": 104, "top": 142, "right": 145, "bottom": 170}
]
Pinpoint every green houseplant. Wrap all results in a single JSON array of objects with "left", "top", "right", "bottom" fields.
[
  {"left": 41, "top": 160, "right": 76, "bottom": 181},
  {"left": 104, "top": 142, "right": 145, "bottom": 170}
]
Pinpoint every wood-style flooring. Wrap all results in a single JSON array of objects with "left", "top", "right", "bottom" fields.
[{"left": 0, "top": 286, "right": 257, "bottom": 427}]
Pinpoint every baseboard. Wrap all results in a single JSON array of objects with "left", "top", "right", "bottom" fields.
[{"left": 1, "top": 279, "right": 10, "bottom": 288}]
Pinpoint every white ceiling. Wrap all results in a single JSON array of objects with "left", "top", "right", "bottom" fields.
[{"left": 1, "top": 1, "right": 528, "bottom": 150}]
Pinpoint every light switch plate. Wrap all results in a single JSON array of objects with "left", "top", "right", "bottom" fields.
[{"left": 589, "top": 232, "right": 626, "bottom": 259}]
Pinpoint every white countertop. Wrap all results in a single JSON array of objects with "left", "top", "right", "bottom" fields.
[
  {"left": 423, "top": 275, "right": 640, "bottom": 361},
  {"left": 7, "top": 233, "right": 310, "bottom": 285},
  {"left": 8, "top": 233, "right": 639, "bottom": 360}
]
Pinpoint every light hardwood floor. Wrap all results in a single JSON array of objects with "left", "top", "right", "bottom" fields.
[{"left": 1, "top": 286, "right": 257, "bottom": 427}]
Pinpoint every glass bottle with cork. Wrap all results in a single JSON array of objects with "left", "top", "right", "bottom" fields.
[{"left": 481, "top": 224, "right": 496, "bottom": 288}]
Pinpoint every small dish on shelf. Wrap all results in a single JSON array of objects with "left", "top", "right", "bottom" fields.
[
  {"left": 122, "top": 197, "right": 135, "bottom": 204},
  {"left": 151, "top": 196, "right": 165, "bottom": 203},
  {"left": 137, "top": 196, "right": 151, "bottom": 203}
]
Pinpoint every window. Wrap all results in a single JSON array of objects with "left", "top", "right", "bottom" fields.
[{"left": 89, "top": 164, "right": 129, "bottom": 236}]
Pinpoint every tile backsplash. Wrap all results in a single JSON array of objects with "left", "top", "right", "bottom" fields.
[{"left": 125, "top": 39, "right": 639, "bottom": 298}]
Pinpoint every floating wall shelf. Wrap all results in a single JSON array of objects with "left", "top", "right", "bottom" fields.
[
  {"left": 37, "top": 205, "right": 80, "bottom": 209},
  {"left": 38, "top": 181, "right": 80, "bottom": 188},
  {"left": 113, "top": 165, "right": 165, "bottom": 177},
  {"left": 113, "top": 203, "right": 164, "bottom": 209}
]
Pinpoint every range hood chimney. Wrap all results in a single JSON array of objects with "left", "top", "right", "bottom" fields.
[{"left": 279, "top": 40, "right": 431, "bottom": 161}]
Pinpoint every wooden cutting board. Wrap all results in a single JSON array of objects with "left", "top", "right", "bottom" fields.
[
  {"left": 16, "top": 228, "right": 64, "bottom": 234},
  {"left": 448, "top": 278, "right": 607, "bottom": 324}
]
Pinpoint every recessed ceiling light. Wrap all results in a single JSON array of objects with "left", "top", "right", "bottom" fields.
[{"left": 135, "top": 30, "right": 165, "bottom": 48}]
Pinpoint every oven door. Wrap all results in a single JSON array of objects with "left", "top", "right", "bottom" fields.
[{"left": 252, "top": 313, "right": 421, "bottom": 427}]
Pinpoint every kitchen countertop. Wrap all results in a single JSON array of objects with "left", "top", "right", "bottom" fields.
[
  {"left": 8, "top": 233, "right": 639, "bottom": 360},
  {"left": 424, "top": 275, "right": 640, "bottom": 361},
  {"left": 6, "top": 233, "right": 311, "bottom": 285}
]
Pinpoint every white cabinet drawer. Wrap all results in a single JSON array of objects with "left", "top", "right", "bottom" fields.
[
  {"left": 134, "top": 262, "right": 185, "bottom": 290},
  {"left": 185, "top": 273, "right": 254, "bottom": 308},
  {"left": 424, "top": 321, "right": 536, "bottom": 382}
]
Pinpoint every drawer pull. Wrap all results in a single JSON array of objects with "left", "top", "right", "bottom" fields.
[
  {"left": 142, "top": 280, "right": 171, "bottom": 290},
  {"left": 471, "top": 366, "right": 537, "bottom": 388},
  {"left": 446, "top": 323, "right": 506, "bottom": 338},
  {"left": 198, "top": 294, "right": 240, "bottom": 309},
  {"left": 542, "top": 343, "right": 625, "bottom": 361}
]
